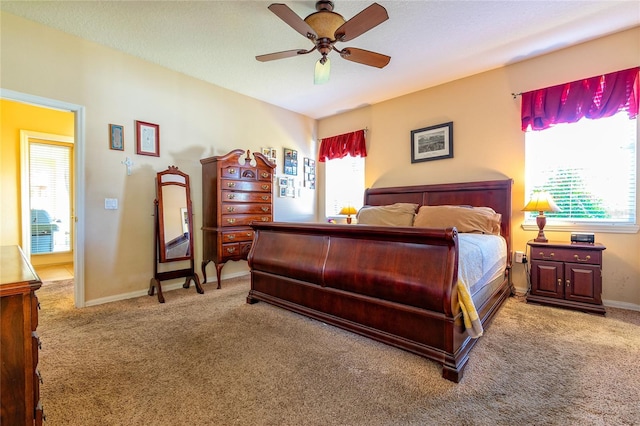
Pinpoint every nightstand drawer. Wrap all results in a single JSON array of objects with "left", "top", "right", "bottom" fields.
[{"left": 530, "top": 246, "right": 601, "bottom": 265}]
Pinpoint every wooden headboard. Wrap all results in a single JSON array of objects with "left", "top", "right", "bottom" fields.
[{"left": 363, "top": 179, "right": 513, "bottom": 260}]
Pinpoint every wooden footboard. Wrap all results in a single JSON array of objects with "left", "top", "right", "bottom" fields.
[
  {"left": 247, "top": 222, "right": 506, "bottom": 382},
  {"left": 247, "top": 179, "right": 512, "bottom": 382}
]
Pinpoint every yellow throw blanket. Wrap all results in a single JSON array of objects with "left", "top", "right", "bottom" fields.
[{"left": 457, "top": 279, "right": 483, "bottom": 338}]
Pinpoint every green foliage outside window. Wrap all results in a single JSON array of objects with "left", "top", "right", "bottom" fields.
[{"left": 534, "top": 169, "right": 608, "bottom": 220}]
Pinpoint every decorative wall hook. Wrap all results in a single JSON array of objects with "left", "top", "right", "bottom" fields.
[{"left": 121, "top": 156, "right": 134, "bottom": 175}]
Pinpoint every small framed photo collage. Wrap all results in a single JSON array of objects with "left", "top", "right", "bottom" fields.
[
  {"left": 278, "top": 176, "right": 296, "bottom": 198},
  {"left": 260, "top": 147, "right": 277, "bottom": 166},
  {"left": 283, "top": 148, "right": 297, "bottom": 176},
  {"left": 303, "top": 158, "right": 316, "bottom": 189}
]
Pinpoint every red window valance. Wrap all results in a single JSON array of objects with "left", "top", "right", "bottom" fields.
[
  {"left": 318, "top": 129, "right": 367, "bottom": 162},
  {"left": 521, "top": 67, "right": 639, "bottom": 131}
]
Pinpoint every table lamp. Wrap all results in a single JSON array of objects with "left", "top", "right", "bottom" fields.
[
  {"left": 339, "top": 206, "right": 358, "bottom": 224},
  {"left": 522, "top": 191, "right": 560, "bottom": 243}
]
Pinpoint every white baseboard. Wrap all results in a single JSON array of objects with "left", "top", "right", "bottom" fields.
[
  {"left": 84, "top": 271, "right": 250, "bottom": 307},
  {"left": 603, "top": 299, "right": 640, "bottom": 312},
  {"left": 510, "top": 285, "right": 639, "bottom": 312}
]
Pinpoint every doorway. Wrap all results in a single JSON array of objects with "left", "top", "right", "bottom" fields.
[{"left": 1, "top": 88, "right": 86, "bottom": 308}]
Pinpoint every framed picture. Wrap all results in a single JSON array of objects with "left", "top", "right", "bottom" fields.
[
  {"left": 278, "top": 177, "right": 288, "bottom": 187},
  {"left": 283, "top": 148, "right": 297, "bottom": 175},
  {"left": 135, "top": 120, "right": 160, "bottom": 157},
  {"left": 261, "top": 147, "right": 277, "bottom": 164},
  {"left": 410, "top": 121, "right": 453, "bottom": 163},
  {"left": 303, "top": 157, "right": 316, "bottom": 189},
  {"left": 109, "top": 124, "right": 124, "bottom": 151}
]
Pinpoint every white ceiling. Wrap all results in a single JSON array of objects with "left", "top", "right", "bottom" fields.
[{"left": 1, "top": 1, "right": 638, "bottom": 119}]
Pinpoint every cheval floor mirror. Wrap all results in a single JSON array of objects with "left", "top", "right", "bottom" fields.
[{"left": 149, "top": 166, "right": 203, "bottom": 303}]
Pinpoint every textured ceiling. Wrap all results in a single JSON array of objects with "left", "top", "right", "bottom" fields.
[{"left": 1, "top": 1, "right": 638, "bottom": 119}]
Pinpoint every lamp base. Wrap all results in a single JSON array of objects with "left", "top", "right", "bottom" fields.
[
  {"left": 346, "top": 217, "right": 352, "bottom": 224},
  {"left": 535, "top": 213, "right": 548, "bottom": 243}
]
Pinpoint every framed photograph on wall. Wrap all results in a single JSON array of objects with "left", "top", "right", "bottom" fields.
[
  {"left": 283, "top": 148, "right": 298, "bottom": 175},
  {"left": 261, "top": 147, "right": 277, "bottom": 165},
  {"left": 303, "top": 157, "right": 316, "bottom": 189},
  {"left": 411, "top": 121, "right": 453, "bottom": 163},
  {"left": 109, "top": 124, "right": 124, "bottom": 151},
  {"left": 135, "top": 120, "right": 160, "bottom": 157}
]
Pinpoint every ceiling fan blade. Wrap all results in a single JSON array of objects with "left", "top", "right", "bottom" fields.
[
  {"left": 340, "top": 47, "right": 390, "bottom": 68},
  {"left": 256, "top": 49, "right": 309, "bottom": 62},
  {"left": 334, "top": 3, "right": 389, "bottom": 42},
  {"left": 314, "top": 58, "right": 331, "bottom": 85},
  {"left": 268, "top": 3, "right": 317, "bottom": 40}
]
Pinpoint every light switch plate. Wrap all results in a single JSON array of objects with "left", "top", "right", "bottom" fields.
[{"left": 105, "top": 198, "right": 118, "bottom": 210}]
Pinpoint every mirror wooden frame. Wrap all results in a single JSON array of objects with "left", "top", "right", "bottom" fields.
[{"left": 149, "top": 166, "right": 203, "bottom": 303}]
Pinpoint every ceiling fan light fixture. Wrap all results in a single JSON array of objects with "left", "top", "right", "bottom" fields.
[
  {"left": 304, "top": 11, "right": 346, "bottom": 40},
  {"left": 314, "top": 57, "right": 331, "bottom": 85},
  {"left": 257, "top": 1, "right": 390, "bottom": 82}
]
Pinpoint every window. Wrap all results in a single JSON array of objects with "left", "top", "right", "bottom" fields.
[
  {"left": 524, "top": 112, "right": 637, "bottom": 231},
  {"left": 29, "top": 141, "right": 73, "bottom": 253},
  {"left": 324, "top": 155, "right": 365, "bottom": 218}
]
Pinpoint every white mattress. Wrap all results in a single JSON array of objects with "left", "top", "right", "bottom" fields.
[{"left": 458, "top": 233, "right": 507, "bottom": 297}]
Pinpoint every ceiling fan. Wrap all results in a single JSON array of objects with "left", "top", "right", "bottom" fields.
[{"left": 256, "top": 1, "right": 391, "bottom": 84}]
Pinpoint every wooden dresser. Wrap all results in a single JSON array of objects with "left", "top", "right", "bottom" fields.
[
  {"left": 1, "top": 245, "right": 44, "bottom": 425},
  {"left": 201, "top": 149, "right": 275, "bottom": 288}
]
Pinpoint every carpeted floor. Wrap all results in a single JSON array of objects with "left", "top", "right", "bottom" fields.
[{"left": 37, "top": 277, "right": 639, "bottom": 425}]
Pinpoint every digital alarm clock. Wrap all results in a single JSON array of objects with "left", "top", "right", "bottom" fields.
[{"left": 571, "top": 233, "right": 595, "bottom": 244}]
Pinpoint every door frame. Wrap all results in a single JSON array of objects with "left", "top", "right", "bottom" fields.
[{"left": 1, "top": 88, "right": 86, "bottom": 308}]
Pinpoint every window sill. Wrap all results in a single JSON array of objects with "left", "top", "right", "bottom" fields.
[{"left": 522, "top": 222, "right": 639, "bottom": 234}]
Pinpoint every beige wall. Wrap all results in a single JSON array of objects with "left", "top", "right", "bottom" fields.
[
  {"left": 318, "top": 27, "right": 640, "bottom": 308},
  {"left": 1, "top": 12, "right": 317, "bottom": 303}
]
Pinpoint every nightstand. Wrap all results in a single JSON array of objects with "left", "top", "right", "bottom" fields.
[{"left": 527, "top": 240, "right": 606, "bottom": 315}]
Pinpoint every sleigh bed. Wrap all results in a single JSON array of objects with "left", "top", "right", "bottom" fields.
[{"left": 247, "top": 179, "right": 512, "bottom": 382}]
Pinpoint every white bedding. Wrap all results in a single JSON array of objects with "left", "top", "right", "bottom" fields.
[
  {"left": 456, "top": 233, "right": 507, "bottom": 338},
  {"left": 458, "top": 233, "right": 507, "bottom": 298}
]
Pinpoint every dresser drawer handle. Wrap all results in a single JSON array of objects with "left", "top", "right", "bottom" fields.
[
  {"left": 261, "top": 207, "right": 269, "bottom": 212},
  {"left": 557, "top": 278, "right": 562, "bottom": 286},
  {"left": 261, "top": 184, "right": 270, "bottom": 190},
  {"left": 574, "top": 254, "right": 591, "bottom": 262},
  {"left": 226, "top": 206, "right": 235, "bottom": 212},
  {"left": 226, "top": 235, "right": 235, "bottom": 240},
  {"left": 228, "top": 168, "right": 236, "bottom": 174},
  {"left": 246, "top": 233, "right": 252, "bottom": 237},
  {"left": 227, "top": 182, "right": 236, "bottom": 188},
  {"left": 261, "top": 217, "right": 269, "bottom": 221},
  {"left": 261, "top": 172, "right": 269, "bottom": 178},
  {"left": 539, "top": 252, "right": 554, "bottom": 259},
  {"left": 261, "top": 196, "right": 269, "bottom": 201},
  {"left": 226, "top": 247, "right": 236, "bottom": 254},
  {"left": 227, "top": 218, "right": 236, "bottom": 224},
  {"left": 227, "top": 194, "right": 235, "bottom": 199},
  {"left": 566, "top": 279, "right": 571, "bottom": 287}
]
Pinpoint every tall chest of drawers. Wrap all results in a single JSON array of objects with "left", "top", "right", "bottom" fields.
[
  {"left": 201, "top": 149, "right": 275, "bottom": 288},
  {"left": 1, "top": 245, "right": 44, "bottom": 425}
]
